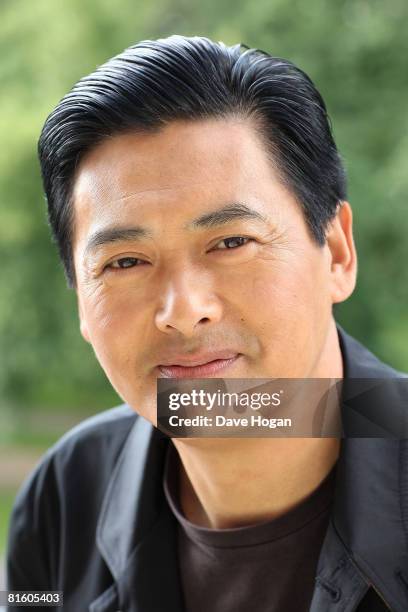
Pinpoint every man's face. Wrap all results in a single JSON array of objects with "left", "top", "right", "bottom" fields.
[{"left": 72, "top": 118, "right": 345, "bottom": 423}]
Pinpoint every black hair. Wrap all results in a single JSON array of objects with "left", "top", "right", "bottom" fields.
[{"left": 38, "top": 35, "right": 347, "bottom": 288}]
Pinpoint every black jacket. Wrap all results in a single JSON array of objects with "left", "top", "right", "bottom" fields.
[{"left": 6, "top": 326, "right": 408, "bottom": 611}]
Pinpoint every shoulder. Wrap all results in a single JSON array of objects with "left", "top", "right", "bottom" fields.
[
  {"left": 337, "top": 324, "right": 408, "bottom": 379},
  {"left": 11, "top": 403, "right": 138, "bottom": 512},
  {"left": 7, "top": 404, "right": 138, "bottom": 555},
  {"left": 6, "top": 404, "right": 140, "bottom": 590},
  {"left": 6, "top": 404, "right": 141, "bottom": 591},
  {"left": 47, "top": 402, "right": 138, "bottom": 467}
]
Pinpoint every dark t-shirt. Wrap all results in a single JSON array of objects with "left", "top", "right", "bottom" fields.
[{"left": 163, "top": 442, "right": 337, "bottom": 612}]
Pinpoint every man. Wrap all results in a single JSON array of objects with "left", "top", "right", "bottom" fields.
[{"left": 6, "top": 35, "right": 408, "bottom": 611}]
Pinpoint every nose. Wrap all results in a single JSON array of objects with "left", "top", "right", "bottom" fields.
[{"left": 154, "top": 266, "right": 223, "bottom": 338}]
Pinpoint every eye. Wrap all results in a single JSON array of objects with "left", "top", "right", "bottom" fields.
[
  {"left": 213, "top": 236, "right": 252, "bottom": 250},
  {"left": 105, "top": 257, "right": 147, "bottom": 270}
]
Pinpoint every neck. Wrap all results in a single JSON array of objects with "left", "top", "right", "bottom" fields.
[{"left": 172, "top": 319, "right": 343, "bottom": 529}]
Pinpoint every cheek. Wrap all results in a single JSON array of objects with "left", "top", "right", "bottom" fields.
[
  {"left": 79, "top": 285, "right": 157, "bottom": 411},
  {"left": 243, "top": 250, "right": 330, "bottom": 346},
  {"left": 247, "top": 258, "right": 317, "bottom": 317},
  {"left": 80, "top": 283, "right": 148, "bottom": 363}
]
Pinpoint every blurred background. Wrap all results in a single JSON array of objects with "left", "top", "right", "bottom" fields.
[{"left": 1, "top": 0, "right": 407, "bottom": 589}]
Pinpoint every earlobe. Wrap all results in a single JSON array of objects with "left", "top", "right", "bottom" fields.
[
  {"left": 80, "top": 319, "right": 91, "bottom": 344},
  {"left": 77, "top": 294, "right": 91, "bottom": 344},
  {"left": 326, "top": 201, "right": 358, "bottom": 304}
]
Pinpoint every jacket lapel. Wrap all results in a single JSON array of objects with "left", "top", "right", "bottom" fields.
[
  {"left": 327, "top": 437, "right": 408, "bottom": 610},
  {"left": 309, "top": 519, "right": 369, "bottom": 611},
  {"left": 114, "top": 505, "right": 184, "bottom": 611},
  {"left": 93, "top": 415, "right": 183, "bottom": 611},
  {"left": 310, "top": 326, "right": 408, "bottom": 611}
]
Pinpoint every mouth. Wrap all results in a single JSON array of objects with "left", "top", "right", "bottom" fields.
[{"left": 157, "top": 354, "right": 241, "bottom": 379}]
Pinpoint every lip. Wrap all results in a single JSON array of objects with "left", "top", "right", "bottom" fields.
[{"left": 157, "top": 353, "right": 241, "bottom": 378}]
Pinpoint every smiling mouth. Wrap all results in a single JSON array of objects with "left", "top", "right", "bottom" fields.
[{"left": 157, "top": 355, "right": 241, "bottom": 379}]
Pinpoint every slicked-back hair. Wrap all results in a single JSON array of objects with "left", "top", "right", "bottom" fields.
[{"left": 38, "top": 35, "right": 347, "bottom": 288}]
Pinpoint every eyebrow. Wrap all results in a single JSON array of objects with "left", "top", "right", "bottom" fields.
[
  {"left": 84, "top": 226, "right": 152, "bottom": 259},
  {"left": 186, "top": 203, "right": 267, "bottom": 229},
  {"left": 84, "top": 203, "right": 267, "bottom": 258}
]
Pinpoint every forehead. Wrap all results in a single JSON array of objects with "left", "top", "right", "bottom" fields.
[{"left": 71, "top": 118, "right": 298, "bottom": 249}]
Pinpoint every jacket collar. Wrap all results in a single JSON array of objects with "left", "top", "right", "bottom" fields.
[
  {"left": 312, "top": 326, "right": 408, "bottom": 610},
  {"left": 94, "top": 325, "right": 408, "bottom": 611},
  {"left": 92, "top": 415, "right": 184, "bottom": 611}
]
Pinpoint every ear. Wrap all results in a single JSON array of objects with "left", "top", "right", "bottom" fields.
[
  {"left": 325, "top": 201, "right": 358, "bottom": 304},
  {"left": 76, "top": 293, "right": 91, "bottom": 343}
]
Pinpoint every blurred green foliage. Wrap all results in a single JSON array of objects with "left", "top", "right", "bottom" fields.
[
  {"left": 0, "top": 489, "right": 16, "bottom": 554},
  {"left": 1, "top": 0, "right": 407, "bottom": 417}
]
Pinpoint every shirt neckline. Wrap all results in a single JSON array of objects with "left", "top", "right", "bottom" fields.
[{"left": 163, "top": 441, "right": 337, "bottom": 549}]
